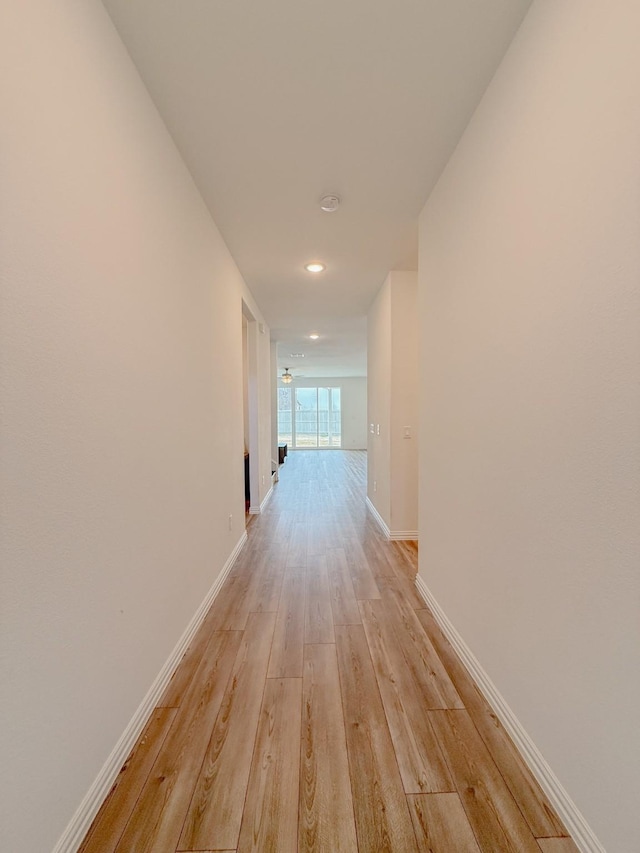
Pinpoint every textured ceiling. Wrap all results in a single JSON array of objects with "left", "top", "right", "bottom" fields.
[{"left": 102, "top": 0, "right": 532, "bottom": 376}]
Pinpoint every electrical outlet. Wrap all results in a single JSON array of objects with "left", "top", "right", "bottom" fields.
[
  {"left": 376, "top": 424, "right": 380, "bottom": 435},
  {"left": 262, "top": 474, "right": 265, "bottom": 485},
  {"left": 373, "top": 480, "right": 377, "bottom": 493},
  {"left": 228, "top": 514, "right": 233, "bottom": 531}
]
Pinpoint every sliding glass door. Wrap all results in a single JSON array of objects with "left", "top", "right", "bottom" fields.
[
  {"left": 277, "top": 386, "right": 341, "bottom": 448},
  {"left": 294, "top": 387, "right": 317, "bottom": 446},
  {"left": 277, "top": 387, "right": 292, "bottom": 446}
]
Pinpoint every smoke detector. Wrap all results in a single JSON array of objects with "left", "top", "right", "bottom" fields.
[{"left": 320, "top": 194, "right": 341, "bottom": 213}]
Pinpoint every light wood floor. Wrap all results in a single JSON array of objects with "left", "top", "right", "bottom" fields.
[{"left": 80, "top": 450, "right": 577, "bottom": 853}]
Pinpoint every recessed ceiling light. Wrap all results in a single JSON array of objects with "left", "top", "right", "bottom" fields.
[
  {"left": 309, "top": 334, "right": 319, "bottom": 340},
  {"left": 289, "top": 353, "right": 305, "bottom": 358},
  {"left": 305, "top": 262, "right": 325, "bottom": 273},
  {"left": 320, "top": 194, "right": 341, "bottom": 213}
]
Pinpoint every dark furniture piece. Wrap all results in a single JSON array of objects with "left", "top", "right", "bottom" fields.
[{"left": 278, "top": 443, "right": 288, "bottom": 465}]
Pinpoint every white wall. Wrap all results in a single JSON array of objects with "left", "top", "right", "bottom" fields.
[
  {"left": 418, "top": 2, "right": 640, "bottom": 851},
  {"left": 367, "top": 281, "right": 392, "bottom": 524},
  {"left": 340, "top": 377, "right": 368, "bottom": 450},
  {"left": 270, "top": 341, "right": 279, "bottom": 467},
  {"left": 0, "top": 2, "right": 269, "bottom": 851},
  {"left": 368, "top": 272, "right": 419, "bottom": 535},
  {"left": 255, "top": 323, "right": 273, "bottom": 502},
  {"left": 390, "top": 273, "right": 419, "bottom": 534},
  {"left": 280, "top": 376, "right": 367, "bottom": 450},
  {"left": 243, "top": 310, "right": 273, "bottom": 512},
  {"left": 242, "top": 317, "right": 250, "bottom": 452}
]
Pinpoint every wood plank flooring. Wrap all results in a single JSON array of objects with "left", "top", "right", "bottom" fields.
[{"left": 80, "top": 450, "right": 574, "bottom": 852}]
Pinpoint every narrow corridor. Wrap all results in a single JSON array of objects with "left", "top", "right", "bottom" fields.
[{"left": 80, "top": 451, "right": 576, "bottom": 853}]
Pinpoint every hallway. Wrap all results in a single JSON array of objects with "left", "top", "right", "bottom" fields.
[{"left": 80, "top": 451, "right": 576, "bottom": 853}]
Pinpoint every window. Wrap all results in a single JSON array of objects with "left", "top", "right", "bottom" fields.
[{"left": 277, "top": 386, "right": 341, "bottom": 449}]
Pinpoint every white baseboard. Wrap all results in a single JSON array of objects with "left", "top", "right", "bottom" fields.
[
  {"left": 261, "top": 485, "right": 273, "bottom": 511},
  {"left": 366, "top": 496, "right": 391, "bottom": 537},
  {"left": 414, "top": 574, "right": 605, "bottom": 853},
  {"left": 249, "top": 484, "right": 274, "bottom": 515},
  {"left": 365, "top": 497, "right": 418, "bottom": 541},
  {"left": 388, "top": 529, "right": 419, "bottom": 541},
  {"left": 53, "top": 530, "right": 248, "bottom": 853}
]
